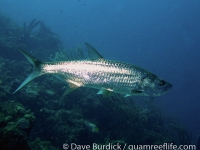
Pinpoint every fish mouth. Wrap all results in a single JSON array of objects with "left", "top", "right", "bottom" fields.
[
  {"left": 160, "top": 83, "right": 173, "bottom": 95},
  {"left": 154, "top": 83, "right": 173, "bottom": 96},
  {"left": 166, "top": 83, "right": 173, "bottom": 90}
]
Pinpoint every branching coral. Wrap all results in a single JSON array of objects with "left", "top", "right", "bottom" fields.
[
  {"left": 0, "top": 13, "right": 62, "bottom": 60},
  {"left": 23, "top": 18, "right": 41, "bottom": 36},
  {"left": 49, "top": 45, "right": 85, "bottom": 62}
]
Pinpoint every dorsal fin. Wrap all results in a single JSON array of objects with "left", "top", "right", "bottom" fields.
[{"left": 85, "top": 42, "right": 103, "bottom": 60}]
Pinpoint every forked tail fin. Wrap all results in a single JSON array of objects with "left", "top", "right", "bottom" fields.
[{"left": 13, "top": 48, "right": 43, "bottom": 94}]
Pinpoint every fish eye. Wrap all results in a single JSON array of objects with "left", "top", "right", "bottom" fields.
[{"left": 159, "top": 80, "right": 165, "bottom": 86}]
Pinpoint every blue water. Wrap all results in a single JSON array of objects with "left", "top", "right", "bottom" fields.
[{"left": 1, "top": 0, "right": 200, "bottom": 143}]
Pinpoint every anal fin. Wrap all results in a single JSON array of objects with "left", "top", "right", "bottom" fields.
[
  {"left": 67, "top": 80, "right": 82, "bottom": 88},
  {"left": 62, "top": 86, "right": 77, "bottom": 97},
  {"left": 97, "top": 88, "right": 113, "bottom": 97},
  {"left": 61, "top": 79, "right": 82, "bottom": 97}
]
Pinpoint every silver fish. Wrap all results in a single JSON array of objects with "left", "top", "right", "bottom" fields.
[{"left": 13, "top": 43, "right": 172, "bottom": 96}]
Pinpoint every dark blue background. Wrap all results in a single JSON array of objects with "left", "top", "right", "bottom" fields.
[{"left": 1, "top": 0, "right": 200, "bottom": 142}]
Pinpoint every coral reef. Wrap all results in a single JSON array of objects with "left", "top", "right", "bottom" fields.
[
  {"left": 29, "top": 138, "right": 59, "bottom": 150},
  {"left": 0, "top": 101, "right": 35, "bottom": 150},
  {"left": 166, "top": 118, "right": 192, "bottom": 144}
]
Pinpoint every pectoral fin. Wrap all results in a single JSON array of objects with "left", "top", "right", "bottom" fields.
[
  {"left": 124, "top": 94, "right": 131, "bottom": 97},
  {"left": 131, "top": 90, "right": 143, "bottom": 95},
  {"left": 123, "top": 90, "right": 143, "bottom": 97}
]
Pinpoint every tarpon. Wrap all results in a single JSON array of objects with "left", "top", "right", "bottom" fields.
[{"left": 13, "top": 43, "right": 172, "bottom": 96}]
